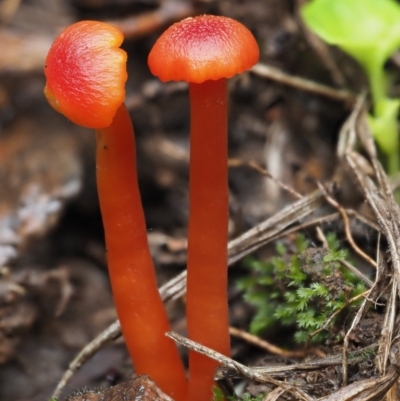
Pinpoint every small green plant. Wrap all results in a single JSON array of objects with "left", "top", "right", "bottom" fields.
[
  {"left": 239, "top": 394, "right": 265, "bottom": 401},
  {"left": 212, "top": 386, "right": 226, "bottom": 401},
  {"left": 237, "top": 233, "right": 366, "bottom": 344},
  {"left": 301, "top": 0, "right": 400, "bottom": 174},
  {"left": 212, "top": 387, "right": 265, "bottom": 401}
]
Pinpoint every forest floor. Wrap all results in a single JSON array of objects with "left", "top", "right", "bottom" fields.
[{"left": 0, "top": 0, "right": 399, "bottom": 400}]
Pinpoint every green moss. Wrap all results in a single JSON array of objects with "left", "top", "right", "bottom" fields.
[
  {"left": 212, "top": 387, "right": 265, "bottom": 401},
  {"left": 237, "top": 233, "right": 366, "bottom": 344}
]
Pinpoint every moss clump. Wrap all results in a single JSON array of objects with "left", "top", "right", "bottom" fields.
[{"left": 237, "top": 233, "right": 366, "bottom": 344}]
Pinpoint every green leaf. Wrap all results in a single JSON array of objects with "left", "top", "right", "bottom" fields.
[
  {"left": 296, "top": 297, "right": 309, "bottom": 311},
  {"left": 250, "top": 306, "right": 277, "bottom": 333},
  {"left": 295, "top": 234, "right": 309, "bottom": 252},
  {"left": 353, "top": 282, "right": 367, "bottom": 296},
  {"left": 294, "top": 331, "right": 309, "bottom": 343},
  {"left": 297, "top": 287, "right": 314, "bottom": 299},
  {"left": 274, "top": 305, "right": 297, "bottom": 325},
  {"left": 275, "top": 261, "right": 287, "bottom": 280},
  {"left": 212, "top": 386, "right": 225, "bottom": 401},
  {"left": 301, "top": 0, "right": 400, "bottom": 172},
  {"left": 368, "top": 98, "right": 400, "bottom": 153},
  {"left": 284, "top": 291, "right": 297, "bottom": 303},
  {"left": 301, "top": 0, "right": 400, "bottom": 74},
  {"left": 297, "top": 310, "right": 319, "bottom": 328},
  {"left": 236, "top": 276, "right": 258, "bottom": 291},
  {"left": 247, "top": 259, "right": 268, "bottom": 273},
  {"left": 243, "top": 291, "right": 267, "bottom": 306},
  {"left": 310, "top": 282, "right": 330, "bottom": 298},
  {"left": 276, "top": 241, "right": 287, "bottom": 256}
]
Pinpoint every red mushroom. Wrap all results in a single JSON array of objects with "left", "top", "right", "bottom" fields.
[
  {"left": 148, "top": 15, "right": 259, "bottom": 401},
  {"left": 44, "top": 21, "right": 187, "bottom": 401}
]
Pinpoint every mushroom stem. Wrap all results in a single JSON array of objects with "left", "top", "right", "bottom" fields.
[
  {"left": 186, "top": 79, "right": 230, "bottom": 401},
  {"left": 96, "top": 103, "right": 187, "bottom": 401},
  {"left": 147, "top": 15, "right": 258, "bottom": 400}
]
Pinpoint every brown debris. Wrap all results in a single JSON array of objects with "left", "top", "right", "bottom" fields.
[
  {"left": 0, "top": 116, "right": 82, "bottom": 267},
  {"left": 0, "top": 271, "right": 37, "bottom": 364},
  {"left": 64, "top": 375, "right": 174, "bottom": 401},
  {"left": 0, "top": 30, "right": 53, "bottom": 74},
  {"left": 108, "top": 0, "right": 194, "bottom": 40}
]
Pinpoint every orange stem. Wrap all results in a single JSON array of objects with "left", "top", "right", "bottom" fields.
[
  {"left": 96, "top": 104, "right": 187, "bottom": 401},
  {"left": 186, "top": 79, "right": 230, "bottom": 401}
]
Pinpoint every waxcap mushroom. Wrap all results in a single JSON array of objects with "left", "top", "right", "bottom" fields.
[
  {"left": 148, "top": 13, "right": 259, "bottom": 401},
  {"left": 44, "top": 21, "right": 127, "bottom": 129},
  {"left": 44, "top": 20, "right": 188, "bottom": 401},
  {"left": 148, "top": 15, "right": 259, "bottom": 83}
]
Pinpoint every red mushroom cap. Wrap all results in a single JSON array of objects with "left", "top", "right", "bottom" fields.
[
  {"left": 44, "top": 21, "right": 127, "bottom": 129},
  {"left": 148, "top": 15, "right": 259, "bottom": 84}
]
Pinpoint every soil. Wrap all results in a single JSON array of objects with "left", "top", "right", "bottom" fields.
[{"left": 0, "top": 0, "right": 399, "bottom": 400}]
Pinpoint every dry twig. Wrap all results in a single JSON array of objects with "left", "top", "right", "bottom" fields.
[
  {"left": 316, "top": 182, "right": 377, "bottom": 268},
  {"left": 228, "top": 158, "right": 303, "bottom": 199},
  {"left": 167, "top": 332, "right": 314, "bottom": 401},
  {"left": 251, "top": 63, "right": 354, "bottom": 102},
  {"left": 229, "top": 326, "right": 317, "bottom": 358}
]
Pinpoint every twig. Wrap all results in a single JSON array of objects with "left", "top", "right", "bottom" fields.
[
  {"left": 229, "top": 326, "right": 320, "bottom": 358},
  {"left": 217, "top": 343, "right": 378, "bottom": 380},
  {"left": 315, "top": 226, "right": 329, "bottom": 249},
  {"left": 251, "top": 63, "right": 354, "bottom": 103},
  {"left": 167, "top": 332, "right": 282, "bottom": 384},
  {"left": 377, "top": 279, "right": 397, "bottom": 375},
  {"left": 167, "top": 332, "right": 314, "bottom": 401},
  {"left": 228, "top": 158, "right": 302, "bottom": 199},
  {"left": 338, "top": 259, "right": 373, "bottom": 288},
  {"left": 318, "top": 366, "right": 399, "bottom": 401},
  {"left": 51, "top": 320, "right": 121, "bottom": 399},
  {"left": 307, "top": 290, "right": 370, "bottom": 344},
  {"left": 316, "top": 182, "right": 377, "bottom": 268}
]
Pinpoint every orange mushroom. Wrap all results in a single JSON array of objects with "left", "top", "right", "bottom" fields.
[
  {"left": 148, "top": 15, "right": 259, "bottom": 401},
  {"left": 44, "top": 21, "right": 187, "bottom": 401}
]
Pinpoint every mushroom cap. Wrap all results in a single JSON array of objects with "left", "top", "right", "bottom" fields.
[
  {"left": 148, "top": 15, "right": 259, "bottom": 84},
  {"left": 44, "top": 21, "right": 127, "bottom": 129}
]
